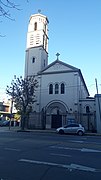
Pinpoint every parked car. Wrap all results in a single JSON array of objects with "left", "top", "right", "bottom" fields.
[
  {"left": 0, "top": 120, "right": 10, "bottom": 127},
  {"left": 56, "top": 123, "right": 85, "bottom": 136}
]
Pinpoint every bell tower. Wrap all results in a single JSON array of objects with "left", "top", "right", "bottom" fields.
[{"left": 25, "top": 11, "right": 49, "bottom": 77}]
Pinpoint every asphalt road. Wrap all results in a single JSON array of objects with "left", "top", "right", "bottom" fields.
[{"left": 0, "top": 130, "right": 101, "bottom": 180}]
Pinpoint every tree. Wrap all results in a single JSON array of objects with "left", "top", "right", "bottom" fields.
[{"left": 6, "top": 76, "right": 38, "bottom": 130}]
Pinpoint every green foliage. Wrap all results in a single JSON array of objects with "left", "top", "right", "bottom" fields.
[{"left": 6, "top": 76, "right": 38, "bottom": 129}]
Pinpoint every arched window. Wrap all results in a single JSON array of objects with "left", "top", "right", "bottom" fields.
[
  {"left": 34, "top": 22, "right": 37, "bottom": 31},
  {"left": 32, "top": 57, "right": 35, "bottom": 63},
  {"left": 55, "top": 84, "right": 59, "bottom": 94},
  {"left": 61, "top": 83, "right": 65, "bottom": 94},
  {"left": 86, "top": 106, "right": 90, "bottom": 113},
  {"left": 49, "top": 84, "right": 53, "bottom": 94}
]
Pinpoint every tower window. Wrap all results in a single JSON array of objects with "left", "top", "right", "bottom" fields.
[
  {"left": 55, "top": 84, "right": 59, "bottom": 94},
  {"left": 30, "top": 35, "right": 34, "bottom": 45},
  {"left": 34, "top": 22, "right": 37, "bottom": 31},
  {"left": 32, "top": 57, "right": 35, "bottom": 63},
  {"left": 44, "top": 59, "right": 45, "bottom": 67},
  {"left": 49, "top": 84, "right": 53, "bottom": 94},
  {"left": 61, "top": 83, "right": 65, "bottom": 94}
]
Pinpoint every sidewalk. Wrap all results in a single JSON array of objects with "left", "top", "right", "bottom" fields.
[
  {"left": 0, "top": 126, "right": 20, "bottom": 132},
  {"left": 0, "top": 126, "right": 55, "bottom": 133},
  {"left": 0, "top": 126, "right": 101, "bottom": 136}
]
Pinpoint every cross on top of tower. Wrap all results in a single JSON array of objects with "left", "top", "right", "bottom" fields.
[
  {"left": 38, "top": 9, "right": 41, "bottom": 13},
  {"left": 56, "top": 53, "right": 60, "bottom": 60}
]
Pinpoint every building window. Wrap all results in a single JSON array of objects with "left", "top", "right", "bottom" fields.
[
  {"left": 86, "top": 106, "right": 90, "bottom": 113},
  {"left": 30, "top": 35, "right": 34, "bottom": 45},
  {"left": 44, "top": 59, "right": 45, "bottom": 67},
  {"left": 34, "top": 22, "right": 37, "bottom": 31},
  {"left": 49, "top": 84, "right": 53, "bottom": 94},
  {"left": 55, "top": 84, "right": 59, "bottom": 94},
  {"left": 36, "top": 34, "right": 40, "bottom": 45},
  {"left": 61, "top": 83, "right": 65, "bottom": 94},
  {"left": 32, "top": 57, "right": 35, "bottom": 63}
]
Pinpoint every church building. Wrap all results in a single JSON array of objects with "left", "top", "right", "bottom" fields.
[{"left": 25, "top": 12, "right": 97, "bottom": 132}]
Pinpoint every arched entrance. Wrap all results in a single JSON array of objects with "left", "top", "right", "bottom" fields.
[{"left": 45, "top": 101, "right": 69, "bottom": 129}]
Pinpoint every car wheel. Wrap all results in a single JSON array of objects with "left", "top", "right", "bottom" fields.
[
  {"left": 78, "top": 131, "right": 83, "bottom": 136},
  {"left": 59, "top": 129, "right": 64, "bottom": 134}
]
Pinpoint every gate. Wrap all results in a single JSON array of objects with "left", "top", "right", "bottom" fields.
[{"left": 51, "top": 115, "right": 62, "bottom": 128}]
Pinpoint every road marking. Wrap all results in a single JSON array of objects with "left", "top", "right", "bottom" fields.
[
  {"left": 70, "top": 140, "right": 84, "bottom": 143},
  {"left": 50, "top": 153, "right": 71, "bottom": 157},
  {"left": 70, "top": 164, "right": 97, "bottom": 172},
  {"left": 50, "top": 146, "right": 101, "bottom": 153},
  {"left": 19, "top": 159, "right": 99, "bottom": 172},
  {"left": 4, "top": 148, "right": 21, "bottom": 151},
  {"left": 50, "top": 146, "right": 81, "bottom": 151},
  {"left": 81, "top": 148, "right": 101, "bottom": 152},
  {"left": 70, "top": 140, "right": 101, "bottom": 145}
]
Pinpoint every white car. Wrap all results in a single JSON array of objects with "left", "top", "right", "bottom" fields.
[{"left": 56, "top": 123, "right": 85, "bottom": 136}]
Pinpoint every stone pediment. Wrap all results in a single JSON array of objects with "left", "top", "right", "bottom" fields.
[{"left": 40, "top": 60, "right": 78, "bottom": 74}]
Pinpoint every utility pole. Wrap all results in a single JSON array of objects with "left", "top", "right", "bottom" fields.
[
  {"left": 95, "top": 78, "right": 99, "bottom": 94},
  {"left": 95, "top": 78, "right": 101, "bottom": 122},
  {"left": 9, "top": 75, "right": 16, "bottom": 130},
  {"left": 9, "top": 84, "right": 14, "bottom": 130}
]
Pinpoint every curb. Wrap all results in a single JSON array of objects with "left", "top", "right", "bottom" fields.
[
  {"left": 17, "top": 129, "right": 56, "bottom": 133},
  {"left": 0, "top": 127, "right": 101, "bottom": 136}
]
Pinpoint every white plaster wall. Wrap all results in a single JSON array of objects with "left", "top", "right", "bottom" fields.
[
  {"left": 25, "top": 47, "right": 48, "bottom": 77},
  {"left": 39, "top": 72, "right": 79, "bottom": 112},
  {"left": 80, "top": 99, "right": 95, "bottom": 113}
]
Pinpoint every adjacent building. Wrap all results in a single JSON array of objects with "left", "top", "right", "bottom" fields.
[{"left": 0, "top": 101, "right": 10, "bottom": 120}]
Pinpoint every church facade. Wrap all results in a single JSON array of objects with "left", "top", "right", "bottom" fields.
[{"left": 25, "top": 12, "right": 97, "bottom": 132}]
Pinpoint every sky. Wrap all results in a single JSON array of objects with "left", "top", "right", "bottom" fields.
[{"left": 0, "top": 0, "right": 101, "bottom": 101}]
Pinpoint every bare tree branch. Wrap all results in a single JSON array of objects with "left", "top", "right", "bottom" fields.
[
  {"left": 0, "top": 0, "right": 20, "bottom": 9},
  {"left": 0, "top": 34, "right": 6, "bottom": 37},
  {"left": 0, "top": 0, "right": 29, "bottom": 36},
  {"left": 0, "top": 0, "right": 21, "bottom": 20}
]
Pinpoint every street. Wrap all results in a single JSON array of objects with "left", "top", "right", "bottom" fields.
[{"left": 0, "top": 130, "right": 101, "bottom": 180}]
